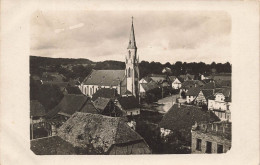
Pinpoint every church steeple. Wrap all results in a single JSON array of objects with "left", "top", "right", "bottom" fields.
[
  {"left": 125, "top": 17, "right": 139, "bottom": 97},
  {"left": 127, "top": 17, "right": 137, "bottom": 49}
]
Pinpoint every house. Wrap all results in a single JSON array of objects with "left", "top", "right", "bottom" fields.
[
  {"left": 91, "top": 88, "right": 119, "bottom": 101},
  {"left": 191, "top": 121, "right": 231, "bottom": 154},
  {"left": 208, "top": 88, "right": 232, "bottom": 121},
  {"left": 62, "top": 86, "right": 83, "bottom": 95},
  {"left": 31, "top": 136, "right": 79, "bottom": 155},
  {"left": 186, "top": 87, "right": 201, "bottom": 104},
  {"left": 180, "top": 80, "right": 204, "bottom": 94},
  {"left": 147, "top": 74, "right": 167, "bottom": 84},
  {"left": 80, "top": 19, "right": 140, "bottom": 97},
  {"left": 139, "top": 76, "right": 153, "bottom": 84},
  {"left": 169, "top": 76, "right": 182, "bottom": 89},
  {"left": 93, "top": 97, "right": 122, "bottom": 117},
  {"left": 81, "top": 69, "right": 125, "bottom": 97},
  {"left": 46, "top": 95, "right": 97, "bottom": 119},
  {"left": 117, "top": 96, "right": 140, "bottom": 116},
  {"left": 194, "top": 89, "right": 214, "bottom": 106},
  {"left": 30, "top": 100, "right": 46, "bottom": 124},
  {"left": 159, "top": 104, "right": 220, "bottom": 141},
  {"left": 139, "top": 81, "right": 159, "bottom": 98},
  {"left": 57, "top": 112, "right": 151, "bottom": 154},
  {"left": 45, "top": 95, "right": 98, "bottom": 135}
]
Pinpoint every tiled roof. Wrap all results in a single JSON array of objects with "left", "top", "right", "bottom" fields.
[
  {"left": 82, "top": 70, "right": 125, "bottom": 86},
  {"left": 46, "top": 95, "right": 89, "bottom": 118},
  {"left": 140, "top": 81, "right": 159, "bottom": 92},
  {"left": 159, "top": 104, "right": 220, "bottom": 130},
  {"left": 117, "top": 96, "right": 139, "bottom": 110},
  {"left": 186, "top": 87, "right": 201, "bottom": 96},
  {"left": 93, "top": 97, "right": 111, "bottom": 111},
  {"left": 201, "top": 89, "right": 214, "bottom": 98},
  {"left": 57, "top": 112, "right": 146, "bottom": 154},
  {"left": 30, "top": 100, "right": 46, "bottom": 117},
  {"left": 30, "top": 136, "right": 77, "bottom": 155},
  {"left": 65, "top": 86, "right": 82, "bottom": 95},
  {"left": 80, "top": 100, "right": 98, "bottom": 114},
  {"left": 91, "top": 88, "right": 119, "bottom": 101}
]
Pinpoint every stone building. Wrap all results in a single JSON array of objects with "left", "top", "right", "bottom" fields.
[{"left": 191, "top": 121, "right": 231, "bottom": 154}]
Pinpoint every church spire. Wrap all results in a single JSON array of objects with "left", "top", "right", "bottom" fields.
[{"left": 128, "top": 16, "right": 137, "bottom": 49}]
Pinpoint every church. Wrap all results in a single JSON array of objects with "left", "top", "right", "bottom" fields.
[{"left": 80, "top": 18, "right": 140, "bottom": 98}]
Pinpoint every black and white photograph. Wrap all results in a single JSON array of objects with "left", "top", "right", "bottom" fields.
[
  {"left": 0, "top": 1, "right": 259, "bottom": 164},
  {"left": 30, "top": 10, "right": 232, "bottom": 155}
]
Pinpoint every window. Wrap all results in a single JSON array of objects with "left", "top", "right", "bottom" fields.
[
  {"left": 217, "top": 144, "right": 223, "bottom": 153},
  {"left": 129, "top": 50, "right": 131, "bottom": 58},
  {"left": 206, "top": 141, "right": 212, "bottom": 153},
  {"left": 128, "top": 68, "right": 131, "bottom": 77},
  {"left": 196, "top": 139, "right": 202, "bottom": 151}
]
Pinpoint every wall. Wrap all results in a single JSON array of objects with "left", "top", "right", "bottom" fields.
[
  {"left": 186, "top": 96, "right": 195, "bottom": 103},
  {"left": 191, "top": 131, "right": 231, "bottom": 154},
  {"left": 126, "top": 108, "right": 140, "bottom": 116}
]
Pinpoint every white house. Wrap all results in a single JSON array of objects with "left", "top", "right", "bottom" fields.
[
  {"left": 208, "top": 92, "right": 231, "bottom": 121},
  {"left": 186, "top": 87, "right": 201, "bottom": 104},
  {"left": 172, "top": 78, "right": 182, "bottom": 89}
]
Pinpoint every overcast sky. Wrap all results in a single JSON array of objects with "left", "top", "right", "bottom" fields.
[{"left": 30, "top": 10, "right": 231, "bottom": 64}]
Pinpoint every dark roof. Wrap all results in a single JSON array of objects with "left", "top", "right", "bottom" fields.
[
  {"left": 186, "top": 87, "right": 201, "bottom": 96},
  {"left": 181, "top": 80, "right": 204, "bottom": 89},
  {"left": 179, "top": 74, "right": 195, "bottom": 80},
  {"left": 93, "top": 97, "right": 111, "bottom": 111},
  {"left": 168, "top": 76, "right": 177, "bottom": 82},
  {"left": 91, "top": 88, "right": 119, "bottom": 101},
  {"left": 30, "top": 136, "right": 77, "bottom": 155},
  {"left": 80, "top": 100, "right": 98, "bottom": 114},
  {"left": 46, "top": 95, "right": 89, "bottom": 118},
  {"left": 117, "top": 96, "right": 139, "bottom": 110},
  {"left": 201, "top": 89, "right": 214, "bottom": 98},
  {"left": 140, "top": 76, "right": 153, "bottom": 83},
  {"left": 159, "top": 104, "right": 220, "bottom": 130},
  {"left": 30, "top": 100, "right": 46, "bottom": 117},
  {"left": 42, "top": 82, "right": 69, "bottom": 88},
  {"left": 140, "top": 81, "right": 159, "bottom": 92},
  {"left": 65, "top": 86, "right": 82, "bottom": 95},
  {"left": 215, "top": 80, "right": 232, "bottom": 88},
  {"left": 82, "top": 70, "right": 125, "bottom": 86},
  {"left": 57, "top": 112, "right": 146, "bottom": 154}
]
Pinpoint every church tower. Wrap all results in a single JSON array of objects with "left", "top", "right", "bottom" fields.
[{"left": 125, "top": 17, "right": 139, "bottom": 97}]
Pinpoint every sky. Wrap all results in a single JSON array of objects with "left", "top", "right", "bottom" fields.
[{"left": 30, "top": 10, "right": 231, "bottom": 64}]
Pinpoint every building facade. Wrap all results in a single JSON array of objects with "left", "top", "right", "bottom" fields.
[{"left": 191, "top": 121, "right": 231, "bottom": 154}]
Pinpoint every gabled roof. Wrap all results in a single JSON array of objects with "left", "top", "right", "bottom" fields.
[
  {"left": 117, "top": 96, "right": 139, "bottom": 110},
  {"left": 159, "top": 104, "right": 220, "bottom": 130},
  {"left": 201, "top": 89, "right": 214, "bottom": 98},
  {"left": 82, "top": 70, "right": 125, "bottom": 86},
  {"left": 46, "top": 95, "right": 89, "bottom": 118},
  {"left": 57, "top": 113, "right": 145, "bottom": 154},
  {"left": 168, "top": 76, "right": 177, "bottom": 82},
  {"left": 30, "top": 100, "right": 46, "bottom": 117},
  {"left": 30, "top": 136, "right": 77, "bottom": 155},
  {"left": 91, "top": 88, "right": 119, "bottom": 101},
  {"left": 80, "top": 100, "right": 98, "bottom": 114},
  {"left": 140, "top": 81, "right": 159, "bottom": 92},
  {"left": 186, "top": 87, "right": 201, "bottom": 96},
  {"left": 139, "top": 76, "right": 153, "bottom": 83},
  {"left": 93, "top": 97, "right": 111, "bottom": 111},
  {"left": 65, "top": 86, "right": 82, "bottom": 95}
]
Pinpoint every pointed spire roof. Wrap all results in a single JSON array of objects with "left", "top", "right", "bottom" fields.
[{"left": 127, "top": 17, "right": 137, "bottom": 49}]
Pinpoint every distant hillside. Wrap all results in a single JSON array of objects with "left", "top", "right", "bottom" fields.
[
  {"left": 30, "top": 56, "right": 95, "bottom": 66},
  {"left": 94, "top": 60, "right": 125, "bottom": 70}
]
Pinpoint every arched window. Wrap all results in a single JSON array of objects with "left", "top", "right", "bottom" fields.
[
  {"left": 128, "top": 68, "right": 131, "bottom": 77},
  {"left": 129, "top": 51, "right": 131, "bottom": 58}
]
